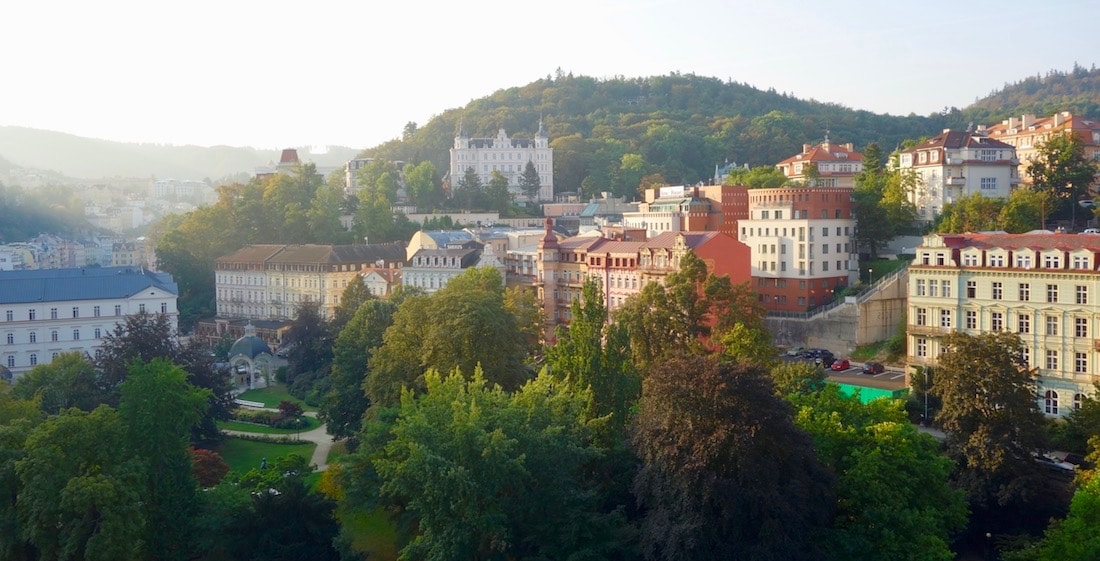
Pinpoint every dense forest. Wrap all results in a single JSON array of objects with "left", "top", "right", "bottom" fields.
[
  {"left": 362, "top": 69, "right": 1100, "bottom": 200},
  {"left": 0, "top": 180, "right": 96, "bottom": 243}
]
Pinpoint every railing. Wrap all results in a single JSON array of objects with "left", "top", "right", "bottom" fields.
[
  {"left": 909, "top": 325, "right": 954, "bottom": 336},
  {"left": 766, "top": 264, "right": 908, "bottom": 320},
  {"left": 945, "top": 177, "right": 966, "bottom": 186}
]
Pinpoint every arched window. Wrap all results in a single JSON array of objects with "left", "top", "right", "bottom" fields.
[
  {"left": 1044, "top": 390, "right": 1059, "bottom": 415},
  {"left": 1074, "top": 393, "right": 1085, "bottom": 410}
]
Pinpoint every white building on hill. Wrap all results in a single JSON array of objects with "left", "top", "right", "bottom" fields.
[{"left": 449, "top": 121, "right": 553, "bottom": 202}]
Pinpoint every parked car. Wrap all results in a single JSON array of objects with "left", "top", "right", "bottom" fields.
[
  {"left": 861, "top": 362, "right": 885, "bottom": 375},
  {"left": 818, "top": 355, "right": 837, "bottom": 368},
  {"left": 1036, "top": 454, "right": 1076, "bottom": 475},
  {"left": 1083, "top": 228, "right": 1100, "bottom": 234},
  {"left": 830, "top": 358, "right": 851, "bottom": 371},
  {"left": 785, "top": 346, "right": 806, "bottom": 357}
]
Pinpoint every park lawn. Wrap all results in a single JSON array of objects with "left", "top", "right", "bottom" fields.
[
  {"left": 217, "top": 416, "right": 322, "bottom": 434},
  {"left": 216, "top": 437, "right": 316, "bottom": 474},
  {"left": 236, "top": 383, "right": 318, "bottom": 412},
  {"left": 341, "top": 507, "right": 399, "bottom": 561},
  {"left": 861, "top": 257, "right": 910, "bottom": 284}
]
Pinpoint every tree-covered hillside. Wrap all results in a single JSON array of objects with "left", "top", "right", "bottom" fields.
[
  {"left": 962, "top": 63, "right": 1100, "bottom": 125},
  {"left": 0, "top": 181, "right": 97, "bottom": 242},
  {"left": 366, "top": 72, "right": 952, "bottom": 198}
]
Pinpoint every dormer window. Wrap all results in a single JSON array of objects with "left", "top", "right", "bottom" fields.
[
  {"left": 1044, "top": 255, "right": 1061, "bottom": 269},
  {"left": 1015, "top": 255, "right": 1032, "bottom": 268},
  {"left": 989, "top": 254, "right": 1005, "bottom": 267}
]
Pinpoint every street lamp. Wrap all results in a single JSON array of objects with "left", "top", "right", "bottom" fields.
[{"left": 868, "top": 268, "right": 874, "bottom": 284}]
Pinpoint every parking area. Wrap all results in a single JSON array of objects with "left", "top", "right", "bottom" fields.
[{"left": 778, "top": 351, "right": 908, "bottom": 393}]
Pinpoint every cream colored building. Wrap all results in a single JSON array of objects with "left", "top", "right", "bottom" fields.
[
  {"left": 982, "top": 112, "right": 1100, "bottom": 187},
  {"left": 907, "top": 232, "right": 1100, "bottom": 417},
  {"left": 215, "top": 244, "right": 406, "bottom": 320},
  {"left": 449, "top": 122, "right": 553, "bottom": 202}
]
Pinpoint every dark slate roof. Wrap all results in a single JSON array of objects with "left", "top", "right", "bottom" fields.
[
  {"left": 0, "top": 267, "right": 178, "bottom": 305},
  {"left": 229, "top": 334, "right": 272, "bottom": 360}
]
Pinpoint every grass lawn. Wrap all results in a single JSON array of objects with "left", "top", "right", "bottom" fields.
[
  {"left": 218, "top": 416, "right": 322, "bottom": 434},
  {"left": 341, "top": 507, "right": 399, "bottom": 561},
  {"left": 860, "top": 257, "right": 911, "bottom": 284},
  {"left": 216, "top": 437, "right": 317, "bottom": 474},
  {"left": 236, "top": 383, "right": 318, "bottom": 412}
]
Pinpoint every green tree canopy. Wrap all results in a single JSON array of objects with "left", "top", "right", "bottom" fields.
[{"left": 631, "top": 354, "right": 834, "bottom": 561}]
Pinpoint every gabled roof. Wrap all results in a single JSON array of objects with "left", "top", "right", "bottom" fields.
[
  {"left": 217, "top": 244, "right": 407, "bottom": 266},
  {"left": 902, "top": 130, "right": 1014, "bottom": 153},
  {"left": 0, "top": 266, "right": 178, "bottom": 304},
  {"left": 938, "top": 232, "right": 1100, "bottom": 252},
  {"left": 643, "top": 231, "right": 722, "bottom": 249},
  {"left": 777, "top": 142, "right": 863, "bottom": 166}
]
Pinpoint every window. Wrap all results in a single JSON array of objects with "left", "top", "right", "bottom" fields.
[
  {"left": 1077, "top": 285, "right": 1088, "bottom": 305},
  {"left": 967, "top": 281, "right": 976, "bottom": 298},
  {"left": 139, "top": 304, "right": 146, "bottom": 313},
  {"left": 966, "top": 310, "right": 977, "bottom": 329},
  {"left": 160, "top": 302, "right": 168, "bottom": 314},
  {"left": 963, "top": 253, "right": 978, "bottom": 266},
  {"left": 1073, "top": 256, "right": 1089, "bottom": 269},
  {"left": 50, "top": 308, "right": 58, "bottom": 319},
  {"left": 1046, "top": 315, "right": 1059, "bottom": 336},
  {"left": 1045, "top": 390, "right": 1059, "bottom": 415},
  {"left": 1075, "top": 393, "right": 1085, "bottom": 410},
  {"left": 1022, "top": 347, "right": 1030, "bottom": 367},
  {"left": 28, "top": 309, "right": 35, "bottom": 320},
  {"left": 1075, "top": 352, "right": 1088, "bottom": 374},
  {"left": 989, "top": 254, "right": 1005, "bottom": 267},
  {"left": 5, "top": 356, "right": 12, "bottom": 368},
  {"left": 28, "top": 332, "right": 36, "bottom": 343},
  {"left": 4, "top": 311, "right": 10, "bottom": 321},
  {"left": 1018, "top": 315, "right": 1030, "bottom": 334},
  {"left": 929, "top": 280, "right": 939, "bottom": 297},
  {"left": 1046, "top": 350, "right": 1059, "bottom": 371},
  {"left": 115, "top": 305, "right": 122, "bottom": 316},
  {"left": 4, "top": 334, "right": 11, "bottom": 344},
  {"left": 980, "top": 150, "right": 997, "bottom": 162},
  {"left": 94, "top": 306, "right": 100, "bottom": 317},
  {"left": 980, "top": 177, "right": 997, "bottom": 190},
  {"left": 940, "top": 309, "right": 952, "bottom": 328},
  {"left": 51, "top": 330, "right": 57, "bottom": 342},
  {"left": 991, "top": 312, "right": 1004, "bottom": 331},
  {"left": 73, "top": 329, "right": 79, "bottom": 340},
  {"left": 992, "top": 282, "right": 1003, "bottom": 300},
  {"left": 72, "top": 306, "right": 79, "bottom": 318},
  {"left": 1015, "top": 255, "right": 1032, "bottom": 268},
  {"left": 916, "top": 308, "right": 927, "bottom": 326},
  {"left": 29, "top": 354, "right": 37, "bottom": 366},
  {"left": 94, "top": 328, "right": 101, "bottom": 339},
  {"left": 916, "top": 338, "right": 927, "bottom": 357},
  {"left": 1047, "top": 284, "right": 1058, "bottom": 303},
  {"left": 1044, "top": 255, "right": 1061, "bottom": 269},
  {"left": 916, "top": 279, "right": 926, "bottom": 296},
  {"left": 1019, "top": 283, "right": 1030, "bottom": 301},
  {"left": 1076, "top": 317, "right": 1089, "bottom": 338},
  {"left": 943, "top": 281, "right": 951, "bottom": 298}
]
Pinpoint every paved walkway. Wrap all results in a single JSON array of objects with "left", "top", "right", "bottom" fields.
[{"left": 221, "top": 409, "right": 336, "bottom": 472}]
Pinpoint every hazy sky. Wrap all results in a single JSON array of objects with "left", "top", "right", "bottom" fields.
[{"left": 2, "top": 0, "right": 1096, "bottom": 151}]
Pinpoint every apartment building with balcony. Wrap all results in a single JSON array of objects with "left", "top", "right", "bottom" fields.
[
  {"left": 737, "top": 186, "right": 857, "bottom": 312},
  {"left": 907, "top": 232, "right": 1100, "bottom": 417},
  {"left": 898, "top": 129, "right": 1019, "bottom": 222}
]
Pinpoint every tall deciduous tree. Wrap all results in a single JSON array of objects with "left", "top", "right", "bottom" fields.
[
  {"left": 119, "top": 358, "right": 211, "bottom": 561},
  {"left": 13, "top": 351, "right": 103, "bottom": 413},
  {"left": 284, "top": 301, "right": 334, "bottom": 402},
  {"left": 367, "top": 267, "right": 532, "bottom": 408},
  {"left": 546, "top": 279, "right": 639, "bottom": 437},
  {"left": 1028, "top": 131, "right": 1099, "bottom": 225},
  {"left": 932, "top": 332, "right": 1048, "bottom": 509},
  {"left": 632, "top": 354, "right": 834, "bottom": 561},
  {"left": 321, "top": 299, "right": 397, "bottom": 440},
  {"left": 371, "top": 369, "right": 629, "bottom": 560},
  {"left": 790, "top": 385, "right": 967, "bottom": 561}
]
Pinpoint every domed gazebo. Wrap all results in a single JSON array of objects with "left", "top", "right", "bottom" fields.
[{"left": 227, "top": 323, "right": 274, "bottom": 391}]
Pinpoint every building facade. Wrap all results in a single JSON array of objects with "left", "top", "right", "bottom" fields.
[
  {"left": 907, "top": 232, "right": 1100, "bottom": 417},
  {"left": 0, "top": 266, "right": 179, "bottom": 377},
  {"left": 775, "top": 139, "right": 864, "bottom": 188},
  {"left": 898, "top": 129, "right": 1019, "bottom": 222},
  {"left": 214, "top": 244, "right": 406, "bottom": 321},
  {"left": 449, "top": 122, "right": 553, "bottom": 202},
  {"left": 402, "top": 240, "right": 506, "bottom": 294},
  {"left": 982, "top": 112, "right": 1100, "bottom": 187},
  {"left": 737, "top": 186, "right": 858, "bottom": 312}
]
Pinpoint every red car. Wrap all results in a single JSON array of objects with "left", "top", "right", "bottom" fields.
[{"left": 830, "top": 358, "right": 851, "bottom": 371}]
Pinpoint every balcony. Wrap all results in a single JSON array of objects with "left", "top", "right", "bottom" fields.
[
  {"left": 909, "top": 325, "right": 954, "bottom": 337},
  {"left": 945, "top": 176, "right": 966, "bottom": 186},
  {"left": 946, "top": 158, "right": 964, "bottom": 165}
]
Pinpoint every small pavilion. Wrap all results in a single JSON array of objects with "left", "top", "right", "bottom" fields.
[{"left": 227, "top": 323, "right": 275, "bottom": 391}]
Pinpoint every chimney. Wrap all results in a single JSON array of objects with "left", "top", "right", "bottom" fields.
[
  {"left": 1007, "top": 117, "right": 1018, "bottom": 129},
  {"left": 1021, "top": 114, "right": 1036, "bottom": 127},
  {"left": 803, "top": 143, "right": 812, "bottom": 153},
  {"left": 1054, "top": 113, "right": 1065, "bottom": 127},
  {"left": 844, "top": 143, "right": 854, "bottom": 151}
]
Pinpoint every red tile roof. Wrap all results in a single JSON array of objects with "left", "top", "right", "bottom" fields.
[
  {"left": 776, "top": 142, "right": 863, "bottom": 166},
  {"left": 902, "top": 130, "right": 1013, "bottom": 153},
  {"left": 942, "top": 232, "right": 1100, "bottom": 252}
]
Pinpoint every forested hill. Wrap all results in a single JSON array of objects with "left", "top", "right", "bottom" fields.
[
  {"left": 365, "top": 73, "right": 954, "bottom": 198},
  {"left": 962, "top": 64, "right": 1100, "bottom": 126}
]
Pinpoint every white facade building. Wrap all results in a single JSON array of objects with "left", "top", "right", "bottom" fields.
[
  {"left": 0, "top": 266, "right": 179, "bottom": 378},
  {"left": 449, "top": 121, "right": 553, "bottom": 202},
  {"left": 898, "top": 129, "right": 1019, "bottom": 222}
]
